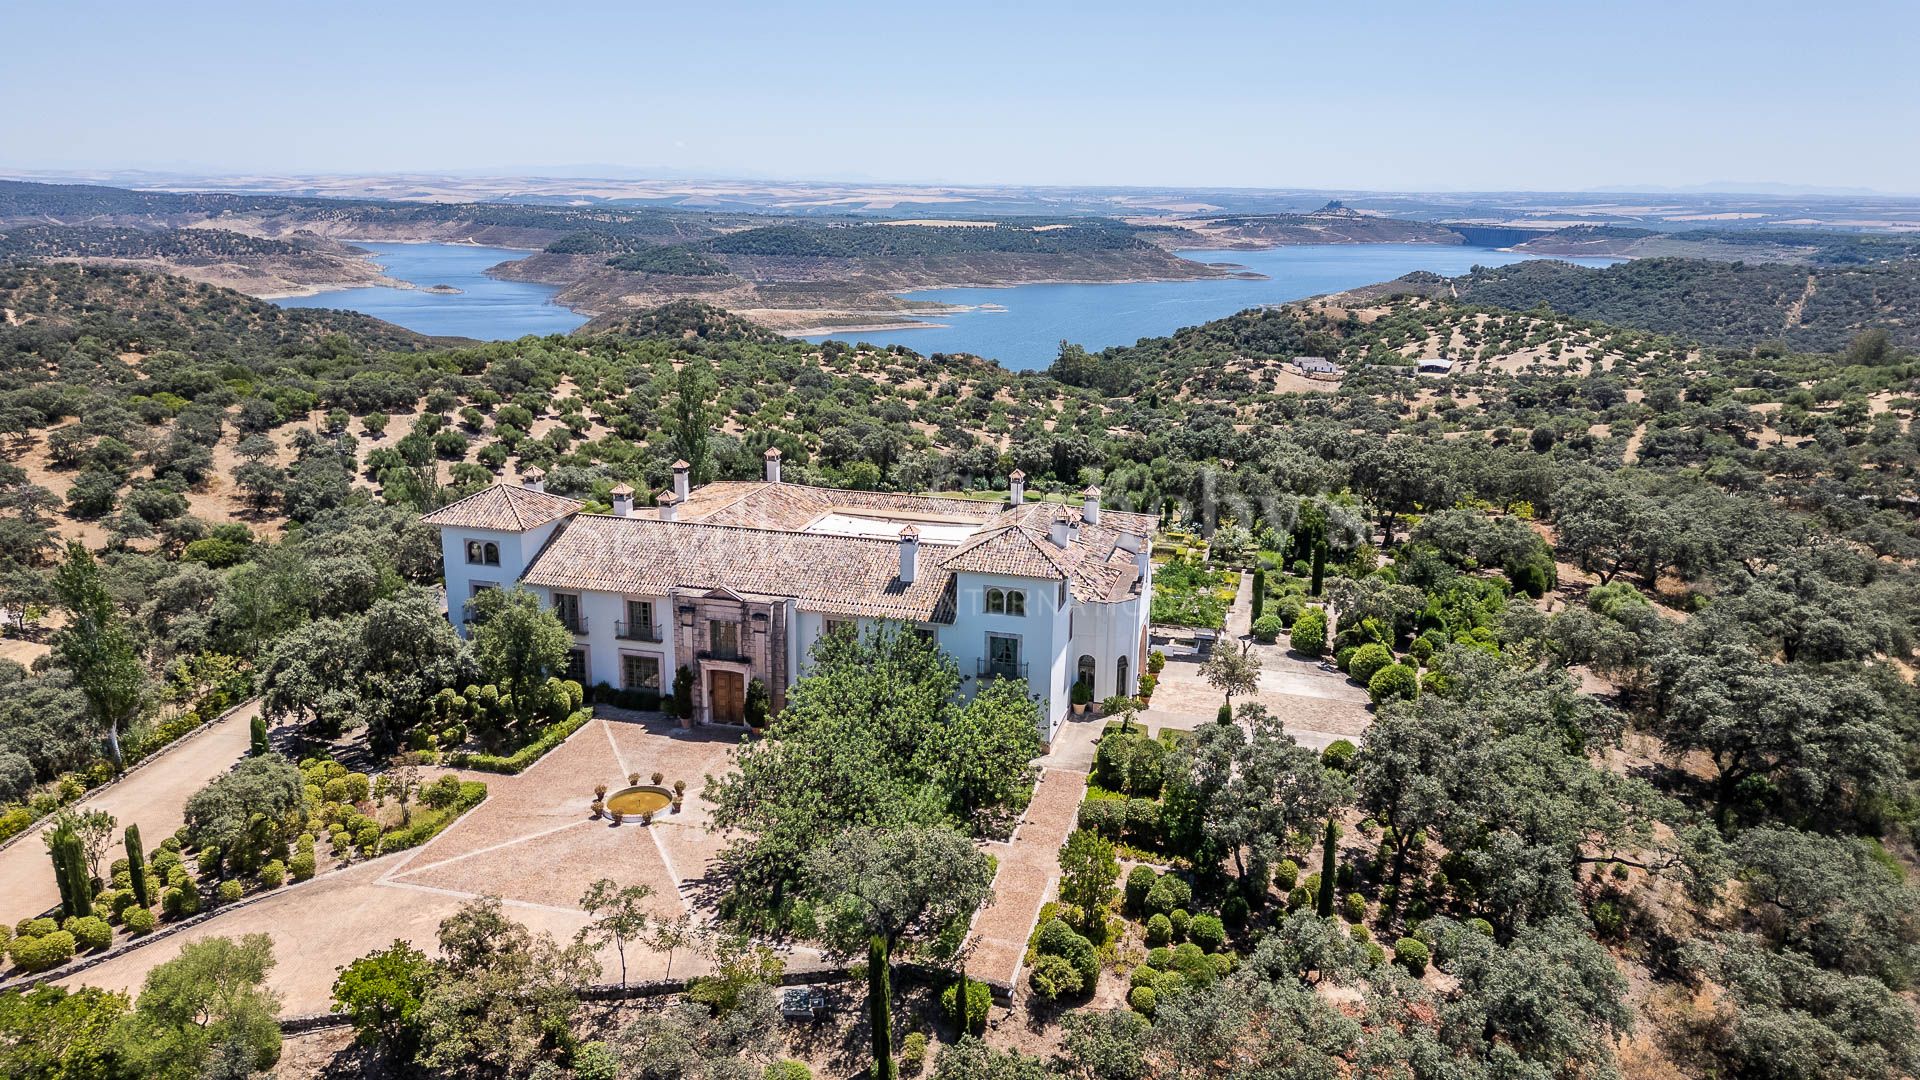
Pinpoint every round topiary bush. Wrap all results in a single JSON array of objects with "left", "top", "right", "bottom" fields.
[
  {"left": 1290, "top": 609, "right": 1328, "bottom": 656},
  {"left": 1145, "top": 913, "right": 1172, "bottom": 947},
  {"left": 1128, "top": 985, "right": 1156, "bottom": 1016},
  {"left": 1145, "top": 946, "right": 1172, "bottom": 971},
  {"left": 1343, "top": 892, "right": 1367, "bottom": 923},
  {"left": 1221, "top": 893, "right": 1250, "bottom": 929},
  {"left": 1034, "top": 918, "right": 1099, "bottom": 988},
  {"left": 1144, "top": 873, "right": 1191, "bottom": 917},
  {"left": 1273, "top": 858, "right": 1300, "bottom": 893},
  {"left": 1169, "top": 909, "right": 1191, "bottom": 942},
  {"left": 218, "top": 879, "right": 245, "bottom": 905},
  {"left": 900, "top": 1031, "right": 929, "bottom": 1075},
  {"left": 123, "top": 907, "right": 156, "bottom": 936},
  {"left": 1125, "top": 864, "right": 1157, "bottom": 913},
  {"left": 1368, "top": 664, "right": 1420, "bottom": 705},
  {"left": 70, "top": 916, "right": 111, "bottom": 952},
  {"left": 763, "top": 1062, "right": 811, "bottom": 1080},
  {"left": 10, "top": 930, "right": 75, "bottom": 972},
  {"left": 1346, "top": 643, "right": 1394, "bottom": 688},
  {"left": 1320, "top": 739, "right": 1358, "bottom": 773},
  {"left": 258, "top": 860, "right": 287, "bottom": 889},
  {"left": 290, "top": 851, "right": 317, "bottom": 882},
  {"left": 574, "top": 1041, "right": 618, "bottom": 1080},
  {"left": 1251, "top": 614, "right": 1282, "bottom": 643},
  {"left": 1188, "top": 914, "right": 1226, "bottom": 952},
  {"left": 1394, "top": 937, "right": 1430, "bottom": 977}
]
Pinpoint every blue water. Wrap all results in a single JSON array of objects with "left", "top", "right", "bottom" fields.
[
  {"left": 805, "top": 244, "right": 1623, "bottom": 369},
  {"left": 275, "top": 243, "right": 589, "bottom": 338}
]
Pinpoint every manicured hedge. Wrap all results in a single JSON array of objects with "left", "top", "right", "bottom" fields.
[
  {"left": 446, "top": 709, "right": 592, "bottom": 774},
  {"left": 379, "top": 780, "right": 488, "bottom": 852}
]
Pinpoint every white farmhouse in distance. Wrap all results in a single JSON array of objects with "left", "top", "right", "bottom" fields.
[
  {"left": 1416, "top": 357, "right": 1455, "bottom": 376},
  {"left": 423, "top": 454, "right": 1154, "bottom": 743}
]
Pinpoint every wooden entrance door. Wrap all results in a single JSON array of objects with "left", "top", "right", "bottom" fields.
[{"left": 709, "top": 671, "right": 745, "bottom": 725}]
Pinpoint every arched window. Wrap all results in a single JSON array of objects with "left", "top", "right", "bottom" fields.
[
  {"left": 1077, "top": 655, "right": 1096, "bottom": 690},
  {"left": 985, "top": 588, "right": 1005, "bottom": 615},
  {"left": 1007, "top": 591, "right": 1026, "bottom": 617},
  {"left": 483, "top": 542, "right": 500, "bottom": 566},
  {"left": 1116, "top": 656, "right": 1130, "bottom": 697},
  {"left": 465, "top": 540, "right": 483, "bottom": 564}
]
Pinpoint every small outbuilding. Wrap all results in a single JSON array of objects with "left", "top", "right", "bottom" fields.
[
  {"left": 1416, "top": 357, "right": 1455, "bottom": 376},
  {"left": 1291, "top": 355, "right": 1345, "bottom": 377}
]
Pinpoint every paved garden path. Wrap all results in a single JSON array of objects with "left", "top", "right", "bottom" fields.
[
  {"left": 0, "top": 700, "right": 258, "bottom": 925},
  {"left": 965, "top": 717, "right": 1101, "bottom": 993},
  {"left": 58, "top": 713, "right": 834, "bottom": 1015}
]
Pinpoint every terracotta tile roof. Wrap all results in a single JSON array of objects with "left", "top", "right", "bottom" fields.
[
  {"left": 519, "top": 515, "right": 958, "bottom": 623},
  {"left": 937, "top": 519, "right": 1146, "bottom": 605},
  {"left": 678, "top": 481, "right": 999, "bottom": 531},
  {"left": 420, "top": 484, "right": 583, "bottom": 531}
]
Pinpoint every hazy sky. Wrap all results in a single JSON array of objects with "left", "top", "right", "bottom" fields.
[{"left": 7, "top": 0, "right": 1917, "bottom": 193}]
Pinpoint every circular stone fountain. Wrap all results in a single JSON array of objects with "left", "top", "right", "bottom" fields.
[{"left": 605, "top": 785, "right": 672, "bottom": 816}]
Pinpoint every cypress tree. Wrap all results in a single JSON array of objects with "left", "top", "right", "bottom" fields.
[
  {"left": 249, "top": 713, "right": 268, "bottom": 756},
  {"left": 49, "top": 835, "right": 75, "bottom": 916},
  {"left": 125, "top": 823, "right": 150, "bottom": 908},
  {"left": 869, "top": 936, "right": 894, "bottom": 1080},
  {"left": 51, "top": 828, "right": 92, "bottom": 919},
  {"left": 1316, "top": 818, "right": 1337, "bottom": 919},
  {"left": 1251, "top": 568, "right": 1266, "bottom": 621},
  {"left": 1310, "top": 537, "right": 1327, "bottom": 597}
]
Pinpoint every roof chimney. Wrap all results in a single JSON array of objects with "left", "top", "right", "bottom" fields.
[
  {"left": 1135, "top": 545, "right": 1151, "bottom": 582},
  {"left": 671, "top": 459, "right": 691, "bottom": 504},
  {"left": 610, "top": 483, "right": 634, "bottom": 518},
  {"left": 521, "top": 466, "right": 546, "bottom": 494},
  {"left": 898, "top": 525, "right": 919, "bottom": 584},
  {"left": 1082, "top": 486, "right": 1102, "bottom": 526},
  {"left": 657, "top": 489, "right": 678, "bottom": 522},
  {"left": 1008, "top": 469, "right": 1025, "bottom": 506},
  {"left": 1049, "top": 511, "right": 1072, "bottom": 549},
  {"left": 764, "top": 447, "right": 783, "bottom": 484}
]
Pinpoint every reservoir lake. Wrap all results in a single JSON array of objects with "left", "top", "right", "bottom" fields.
[
  {"left": 804, "top": 245, "right": 1621, "bottom": 369},
  {"left": 275, "top": 243, "right": 589, "bottom": 339},
  {"left": 281, "top": 242, "right": 1617, "bottom": 367}
]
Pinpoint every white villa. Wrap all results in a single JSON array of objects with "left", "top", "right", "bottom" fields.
[{"left": 422, "top": 452, "right": 1155, "bottom": 742}]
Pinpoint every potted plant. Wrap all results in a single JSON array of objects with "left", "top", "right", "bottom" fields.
[
  {"left": 1137, "top": 673, "right": 1158, "bottom": 704},
  {"left": 628, "top": 772, "right": 640, "bottom": 787},
  {"left": 594, "top": 783, "right": 608, "bottom": 800},
  {"left": 640, "top": 810, "right": 654, "bottom": 826},
  {"left": 610, "top": 809, "right": 624, "bottom": 826},
  {"left": 591, "top": 798, "right": 605, "bottom": 819},
  {"left": 1071, "top": 682, "right": 1093, "bottom": 715},
  {"left": 651, "top": 771, "right": 664, "bottom": 786},
  {"left": 1148, "top": 649, "right": 1166, "bottom": 676}
]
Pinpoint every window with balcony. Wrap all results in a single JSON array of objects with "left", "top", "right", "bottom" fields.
[
  {"left": 552, "top": 593, "right": 585, "bottom": 634},
  {"left": 618, "top": 600, "right": 660, "bottom": 641},
  {"left": 982, "top": 633, "right": 1025, "bottom": 680}
]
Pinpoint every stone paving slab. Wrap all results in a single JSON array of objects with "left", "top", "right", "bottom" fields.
[{"left": 968, "top": 767, "right": 1087, "bottom": 992}]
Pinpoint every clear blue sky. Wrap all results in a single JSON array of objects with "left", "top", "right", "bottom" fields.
[{"left": 7, "top": 0, "right": 1917, "bottom": 192}]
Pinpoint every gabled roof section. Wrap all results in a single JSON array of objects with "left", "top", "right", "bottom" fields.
[
  {"left": 939, "top": 525, "right": 1077, "bottom": 580},
  {"left": 421, "top": 483, "right": 583, "bottom": 532}
]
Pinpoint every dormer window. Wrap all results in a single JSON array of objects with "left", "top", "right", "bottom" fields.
[
  {"left": 985, "top": 587, "right": 1025, "bottom": 617},
  {"left": 465, "top": 540, "right": 501, "bottom": 566}
]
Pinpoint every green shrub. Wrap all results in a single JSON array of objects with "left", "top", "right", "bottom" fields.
[
  {"left": 123, "top": 906, "right": 156, "bottom": 935},
  {"left": 1287, "top": 886, "right": 1310, "bottom": 911},
  {"left": 18, "top": 917, "right": 57, "bottom": 940},
  {"left": 763, "top": 1062, "right": 811, "bottom": 1080},
  {"left": 1320, "top": 740, "right": 1358, "bottom": 773},
  {"left": 258, "top": 860, "right": 286, "bottom": 888},
  {"left": 901, "top": 1031, "right": 929, "bottom": 1075},
  {"left": 70, "top": 916, "right": 111, "bottom": 952},
  {"left": 1368, "top": 664, "right": 1420, "bottom": 705},
  {"left": 1221, "top": 894, "right": 1249, "bottom": 929},
  {"left": 1128, "top": 985, "right": 1156, "bottom": 1015},
  {"left": 445, "top": 709, "right": 592, "bottom": 774},
  {"left": 1273, "top": 858, "right": 1299, "bottom": 892},
  {"left": 217, "top": 879, "right": 245, "bottom": 905},
  {"left": 1394, "top": 937, "right": 1430, "bottom": 977},
  {"left": 1290, "top": 609, "right": 1327, "bottom": 656},
  {"left": 1343, "top": 893, "right": 1367, "bottom": 923},
  {"left": 1333, "top": 645, "right": 1357, "bottom": 672},
  {"left": 1033, "top": 917, "right": 1099, "bottom": 989},
  {"left": 1124, "top": 799, "right": 1161, "bottom": 845},
  {"left": 9, "top": 929, "right": 75, "bottom": 972},
  {"left": 1125, "top": 865, "right": 1157, "bottom": 913},
  {"left": 1215, "top": 703, "right": 1232, "bottom": 724},
  {"left": 1189, "top": 914, "right": 1226, "bottom": 952},
  {"left": 1251, "top": 614, "right": 1282, "bottom": 643},
  {"left": 1028, "top": 952, "right": 1085, "bottom": 999},
  {"left": 941, "top": 978, "right": 990, "bottom": 1035},
  {"left": 1077, "top": 796, "right": 1125, "bottom": 840},
  {"left": 1145, "top": 913, "right": 1172, "bottom": 946},
  {"left": 570, "top": 1041, "right": 617, "bottom": 1080},
  {"left": 1169, "top": 909, "right": 1190, "bottom": 942},
  {"left": 1347, "top": 643, "right": 1394, "bottom": 688},
  {"left": 289, "top": 850, "right": 317, "bottom": 881},
  {"left": 1144, "top": 873, "right": 1191, "bottom": 917}
]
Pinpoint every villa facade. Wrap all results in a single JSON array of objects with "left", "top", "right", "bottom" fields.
[{"left": 422, "top": 453, "right": 1155, "bottom": 741}]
